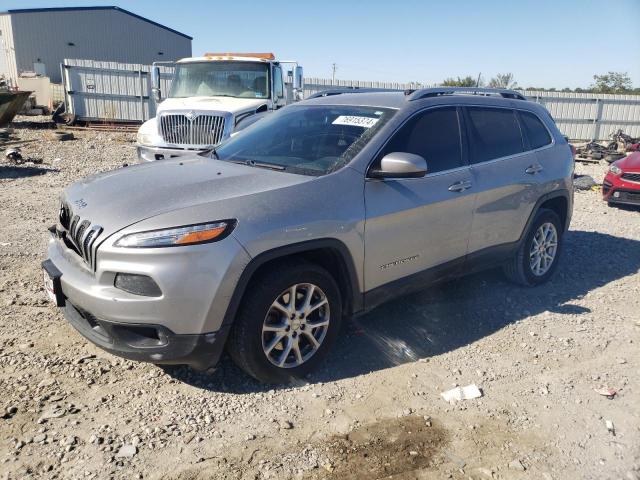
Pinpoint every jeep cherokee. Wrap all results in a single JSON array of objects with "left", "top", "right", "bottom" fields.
[{"left": 43, "top": 87, "right": 574, "bottom": 383}]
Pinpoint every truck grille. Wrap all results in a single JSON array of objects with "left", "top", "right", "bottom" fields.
[
  {"left": 621, "top": 172, "right": 640, "bottom": 182},
  {"left": 59, "top": 203, "right": 103, "bottom": 270},
  {"left": 159, "top": 113, "right": 226, "bottom": 147}
]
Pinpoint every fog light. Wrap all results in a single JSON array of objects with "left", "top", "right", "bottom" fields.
[
  {"left": 114, "top": 273, "right": 162, "bottom": 297},
  {"left": 613, "top": 192, "right": 620, "bottom": 198}
]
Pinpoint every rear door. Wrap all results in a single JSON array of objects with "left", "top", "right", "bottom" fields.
[
  {"left": 465, "top": 106, "right": 545, "bottom": 254},
  {"left": 363, "top": 106, "right": 475, "bottom": 294}
]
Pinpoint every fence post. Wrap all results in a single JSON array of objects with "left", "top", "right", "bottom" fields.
[{"left": 593, "top": 98, "right": 602, "bottom": 141}]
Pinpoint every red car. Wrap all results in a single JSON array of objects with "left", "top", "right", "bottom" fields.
[{"left": 603, "top": 152, "right": 640, "bottom": 207}]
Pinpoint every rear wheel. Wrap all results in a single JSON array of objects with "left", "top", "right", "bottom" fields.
[
  {"left": 227, "top": 260, "right": 342, "bottom": 383},
  {"left": 504, "top": 209, "right": 563, "bottom": 286}
]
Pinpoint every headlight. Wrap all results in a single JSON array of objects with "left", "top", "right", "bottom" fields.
[
  {"left": 136, "top": 132, "right": 155, "bottom": 146},
  {"left": 114, "top": 221, "right": 236, "bottom": 248},
  {"left": 609, "top": 164, "right": 622, "bottom": 175}
]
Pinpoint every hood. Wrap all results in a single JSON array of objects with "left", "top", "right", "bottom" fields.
[
  {"left": 61, "top": 156, "right": 312, "bottom": 237},
  {"left": 617, "top": 152, "right": 640, "bottom": 171},
  {"left": 157, "top": 96, "right": 269, "bottom": 116}
]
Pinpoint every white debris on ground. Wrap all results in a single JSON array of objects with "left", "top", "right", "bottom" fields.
[
  {"left": 441, "top": 384, "right": 483, "bottom": 402},
  {"left": 0, "top": 117, "right": 639, "bottom": 480}
]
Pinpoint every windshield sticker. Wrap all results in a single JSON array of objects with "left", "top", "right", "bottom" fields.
[{"left": 332, "top": 115, "right": 379, "bottom": 128}]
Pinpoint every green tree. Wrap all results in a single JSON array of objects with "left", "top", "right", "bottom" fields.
[
  {"left": 488, "top": 73, "right": 518, "bottom": 89},
  {"left": 441, "top": 75, "right": 480, "bottom": 87},
  {"left": 591, "top": 71, "right": 632, "bottom": 93}
]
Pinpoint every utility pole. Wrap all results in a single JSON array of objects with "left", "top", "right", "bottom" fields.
[
  {"left": 476, "top": 72, "right": 482, "bottom": 88},
  {"left": 331, "top": 63, "right": 337, "bottom": 85}
]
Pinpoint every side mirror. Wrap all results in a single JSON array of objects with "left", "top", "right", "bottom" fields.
[
  {"left": 369, "top": 152, "right": 427, "bottom": 179},
  {"left": 293, "top": 66, "right": 304, "bottom": 91},
  {"left": 151, "top": 65, "right": 162, "bottom": 103}
]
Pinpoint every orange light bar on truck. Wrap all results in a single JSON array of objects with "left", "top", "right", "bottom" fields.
[{"left": 204, "top": 52, "right": 275, "bottom": 60}]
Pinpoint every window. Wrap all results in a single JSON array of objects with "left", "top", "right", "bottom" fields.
[
  {"left": 519, "top": 111, "right": 552, "bottom": 149},
  {"left": 380, "top": 107, "right": 463, "bottom": 174},
  {"left": 215, "top": 105, "right": 396, "bottom": 176},
  {"left": 466, "top": 107, "right": 524, "bottom": 163},
  {"left": 169, "top": 62, "right": 270, "bottom": 99},
  {"left": 273, "top": 66, "right": 283, "bottom": 99}
]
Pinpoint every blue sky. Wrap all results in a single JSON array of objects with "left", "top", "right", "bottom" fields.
[{"left": 4, "top": 0, "right": 640, "bottom": 88}]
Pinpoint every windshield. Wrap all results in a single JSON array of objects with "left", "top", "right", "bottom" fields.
[
  {"left": 169, "top": 62, "right": 270, "bottom": 99},
  {"left": 214, "top": 105, "right": 396, "bottom": 176}
]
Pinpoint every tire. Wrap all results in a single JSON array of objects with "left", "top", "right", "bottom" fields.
[
  {"left": 503, "top": 209, "right": 563, "bottom": 287},
  {"left": 227, "top": 260, "right": 342, "bottom": 383},
  {"left": 605, "top": 153, "right": 625, "bottom": 163}
]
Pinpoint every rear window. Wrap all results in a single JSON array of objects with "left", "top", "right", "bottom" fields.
[
  {"left": 466, "top": 107, "right": 524, "bottom": 164},
  {"left": 519, "top": 111, "right": 552, "bottom": 149}
]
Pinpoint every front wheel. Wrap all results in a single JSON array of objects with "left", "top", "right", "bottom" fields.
[
  {"left": 504, "top": 209, "right": 563, "bottom": 286},
  {"left": 227, "top": 261, "right": 342, "bottom": 383}
]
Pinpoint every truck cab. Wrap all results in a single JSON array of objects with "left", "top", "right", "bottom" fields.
[{"left": 136, "top": 53, "right": 303, "bottom": 162}]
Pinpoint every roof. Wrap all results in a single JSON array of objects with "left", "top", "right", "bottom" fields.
[
  {"left": 300, "top": 89, "right": 549, "bottom": 114},
  {"left": 301, "top": 91, "right": 408, "bottom": 109},
  {"left": 4, "top": 6, "right": 192, "bottom": 40},
  {"left": 178, "top": 56, "right": 275, "bottom": 64}
]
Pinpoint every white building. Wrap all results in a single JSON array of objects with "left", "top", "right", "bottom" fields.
[{"left": 0, "top": 6, "right": 192, "bottom": 85}]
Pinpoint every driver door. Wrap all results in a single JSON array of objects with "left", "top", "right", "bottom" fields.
[{"left": 363, "top": 106, "right": 475, "bottom": 300}]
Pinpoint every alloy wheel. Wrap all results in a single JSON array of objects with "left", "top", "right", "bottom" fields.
[
  {"left": 529, "top": 222, "right": 558, "bottom": 276},
  {"left": 261, "top": 283, "right": 330, "bottom": 368}
]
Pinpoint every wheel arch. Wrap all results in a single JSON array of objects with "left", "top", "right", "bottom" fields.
[
  {"left": 221, "top": 239, "right": 362, "bottom": 328},
  {"left": 519, "top": 189, "right": 571, "bottom": 245}
]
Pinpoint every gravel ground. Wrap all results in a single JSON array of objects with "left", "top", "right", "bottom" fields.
[{"left": 0, "top": 118, "right": 639, "bottom": 480}]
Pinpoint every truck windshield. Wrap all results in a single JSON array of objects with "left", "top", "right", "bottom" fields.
[
  {"left": 214, "top": 105, "right": 396, "bottom": 176},
  {"left": 169, "top": 62, "right": 270, "bottom": 99}
]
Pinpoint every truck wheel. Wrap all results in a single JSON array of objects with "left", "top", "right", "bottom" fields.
[
  {"left": 227, "top": 260, "right": 342, "bottom": 383},
  {"left": 503, "top": 209, "right": 563, "bottom": 287}
]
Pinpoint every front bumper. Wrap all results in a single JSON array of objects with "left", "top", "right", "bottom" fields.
[
  {"left": 63, "top": 301, "right": 229, "bottom": 369},
  {"left": 603, "top": 173, "right": 640, "bottom": 206},
  {"left": 44, "top": 226, "right": 251, "bottom": 367},
  {"left": 136, "top": 144, "right": 205, "bottom": 163}
]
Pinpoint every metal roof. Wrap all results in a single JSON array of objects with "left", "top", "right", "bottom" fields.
[{"left": 3, "top": 6, "right": 192, "bottom": 40}]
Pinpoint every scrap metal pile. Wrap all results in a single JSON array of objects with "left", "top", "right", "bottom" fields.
[{"left": 575, "top": 129, "right": 639, "bottom": 163}]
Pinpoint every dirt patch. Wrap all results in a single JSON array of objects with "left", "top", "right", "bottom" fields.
[{"left": 308, "top": 416, "right": 447, "bottom": 479}]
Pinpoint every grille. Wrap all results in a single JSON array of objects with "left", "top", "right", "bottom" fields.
[
  {"left": 621, "top": 172, "right": 640, "bottom": 182},
  {"left": 59, "top": 202, "right": 103, "bottom": 270},
  {"left": 617, "top": 191, "right": 640, "bottom": 203},
  {"left": 159, "top": 113, "right": 226, "bottom": 147}
]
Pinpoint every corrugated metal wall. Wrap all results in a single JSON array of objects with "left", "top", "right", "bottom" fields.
[
  {"left": 63, "top": 59, "right": 174, "bottom": 122},
  {"left": 305, "top": 78, "right": 640, "bottom": 140},
  {"left": 8, "top": 8, "right": 191, "bottom": 83},
  {"left": 0, "top": 14, "right": 18, "bottom": 86},
  {"left": 60, "top": 66, "right": 640, "bottom": 140}
]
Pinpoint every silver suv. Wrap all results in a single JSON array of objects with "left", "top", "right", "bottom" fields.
[{"left": 43, "top": 87, "right": 573, "bottom": 383}]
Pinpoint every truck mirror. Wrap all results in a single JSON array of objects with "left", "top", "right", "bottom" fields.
[
  {"left": 293, "top": 66, "right": 304, "bottom": 91},
  {"left": 151, "top": 65, "right": 162, "bottom": 103}
]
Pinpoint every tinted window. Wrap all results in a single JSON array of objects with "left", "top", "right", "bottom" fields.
[
  {"left": 381, "top": 107, "right": 463, "bottom": 173},
  {"left": 467, "top": 107, "right": 523, "bottom": 163},
  {"left": 520, "top": 111, "right": 552, "bottom": 149}
]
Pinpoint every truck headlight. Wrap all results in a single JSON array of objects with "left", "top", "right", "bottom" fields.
[
  {"left": 114, "top": 221, "right": 236, "bottom": 248},
  {"left": 137, "top": 132, "right": 155, "bottom": 146}
]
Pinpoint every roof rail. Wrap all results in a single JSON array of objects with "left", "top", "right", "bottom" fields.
[
  {"left": 407, "top": 87, "right": 527, "bottom": 101},
  {"left": 307, "top": 87, "right": 399, "bottom": 99}
]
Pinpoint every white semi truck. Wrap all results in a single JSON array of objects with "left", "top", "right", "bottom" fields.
[{"left": 136, "top": 53, "right": 303, "bottom": 162}]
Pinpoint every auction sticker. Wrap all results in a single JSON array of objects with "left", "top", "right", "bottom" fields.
[{"left": 332, "top": 115, "right": 379, "bottom": 128}]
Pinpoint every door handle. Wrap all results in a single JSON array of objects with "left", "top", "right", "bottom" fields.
[
  {"left": 525, "top": 164, "right": 544, "bottom": 174},
  {"left": 448, "top": 180, "right": 472, "bottom": 192}
]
